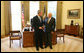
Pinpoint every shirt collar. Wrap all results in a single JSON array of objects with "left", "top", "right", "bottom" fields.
[
  {"left": 37, "top": 15, "right": 40, "bottom": 18},
  {"left": 49, "top": 17, "right": 51, "bottom": 20}
]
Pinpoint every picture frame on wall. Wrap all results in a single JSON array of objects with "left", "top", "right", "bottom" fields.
[{"left": 67, "top": 9, "right": 80, "bottom": 19}]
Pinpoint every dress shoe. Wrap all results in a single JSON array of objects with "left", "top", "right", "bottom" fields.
[
  {"left": 40, "top": 46, "right": 44, "bottom": 49},
  {"left": 36, "top": 48, "right": 39, "bottom": 51},
  {"left": 45, "top": 45, "right": 48, "bottom": 48},
  {"left": 50, "top": 46, "right": 53, "bottom": 49}
]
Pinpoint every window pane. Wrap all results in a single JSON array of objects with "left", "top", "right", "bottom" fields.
[
  {"left": 48, "top": 1, "right": 57, "bottom": 20},
  {"left": 30, "top": 1, "right": 39, "bottom": 21},
  {"left": 11, "top": 1, "right": 21, "bottom": 31}
]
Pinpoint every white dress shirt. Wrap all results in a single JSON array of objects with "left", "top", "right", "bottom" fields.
[{"left": 38, "top": 15, "right": 41, "bottom": 22}]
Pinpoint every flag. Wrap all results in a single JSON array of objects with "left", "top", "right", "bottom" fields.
[{"left": 21, "top": 4, "right": 25, "bottom": 28}]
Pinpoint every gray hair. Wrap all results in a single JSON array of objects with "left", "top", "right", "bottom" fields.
[{"left": 37, "top": 10, "right": 41, "bottom": 14}]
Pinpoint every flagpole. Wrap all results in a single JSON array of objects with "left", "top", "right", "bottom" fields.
[
  {"left": 21, "top": 4, "right": 25, "bottom": 29},
  {"left": 43, "top": 5, "right": 46, "bottom": 20}
]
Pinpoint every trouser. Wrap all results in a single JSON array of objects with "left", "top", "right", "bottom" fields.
[
  {"left": 34, "top": 29, "right": 43, "bottom": 49},
  {"left": 45, "top": 32, "right": 52, "bottom": 47}
]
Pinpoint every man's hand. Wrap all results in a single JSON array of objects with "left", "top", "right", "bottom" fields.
[
  {"left": 39, "top": 27, "right": 43, "bottom": 29},
  {"left": 51, "top": 31, "right": 54, "bottom": 34},
  {"left": 42, "top": 26, "right": 45, "bottom": 30}
]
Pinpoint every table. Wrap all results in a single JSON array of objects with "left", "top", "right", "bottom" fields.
[{"left": 22, "top": 30, "right": 57, "bottom": 47}]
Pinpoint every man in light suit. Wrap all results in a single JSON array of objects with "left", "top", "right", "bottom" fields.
[
  {"left": 44, "top": 13, "right": 56, "bottom": 49},
  {"left": 33, "top": 10, "right": 44, "bottom": 51}
]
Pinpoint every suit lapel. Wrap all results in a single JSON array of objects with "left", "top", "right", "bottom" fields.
[
  {"left": 49, "top": 18, "right": 52, "bottom": 23},
  {"left": 48, "top": 17, "right": 52, "bottom": 24},
  {"left": 36, "top": 15, "right": 40, "bottom": 22},
  {"left": 47, "top": 18, "right": 49, "bottom": 24},
  {"left": 40, "top": 17, "right": 42, "bottom": 22}
]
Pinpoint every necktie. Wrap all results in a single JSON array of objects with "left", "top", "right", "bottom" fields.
[
  {"left": 47, "top": 18, "right": 50, "bottom": 23},
  {"left": 38, "top": 16, "right": 41, "bottom": 22}
]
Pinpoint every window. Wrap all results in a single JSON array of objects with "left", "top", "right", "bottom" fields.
[
  {"left": 47, "top": 1, "right": 57, "bottom": 20},
  {"left": 29, "top": 1, "right": 39, "bottom": 21},
  {"left": 11, "top": 1, "right": 21, "bottom": 31}
]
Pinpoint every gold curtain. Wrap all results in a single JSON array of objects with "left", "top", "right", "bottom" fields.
[
  {"left": 22, "top": 1, "right": 29, "bottom": 25},
  {"left": 40, "top": 1, "right": 47, "bottom": 16},
  {"left": 1, "top": 1, "right": 5, "bottom": 37},
  {"left": 3, "top": 1, "right": 11, "bottom": 36},
  {"left": 56, "top": 1, "right": 63, "bottom": 29}
]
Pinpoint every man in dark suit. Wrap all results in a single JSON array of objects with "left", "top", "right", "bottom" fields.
[
  {"left": 44, "top": 13, "right": 56, "bottom": 49},
  {"left": 33, "top": 10, "right": 44, "bottom": 51}
]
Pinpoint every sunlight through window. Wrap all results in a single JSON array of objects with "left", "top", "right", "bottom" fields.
[
  {"left": 11, "top": 1, "right": 21, "bottom": 31},
  {"left": 29, "top": 1, "right": 39, "bottom": 22},
  {"left": 48, "top": 1, "right": 57, "bottom": 20}
]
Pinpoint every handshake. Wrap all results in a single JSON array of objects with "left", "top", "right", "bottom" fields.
[
  {"left": 39, "top": 26, "right": 54, "bottom": 34},
  {"left": 39, "top": 26, "right": 44, "bottom": 30}
]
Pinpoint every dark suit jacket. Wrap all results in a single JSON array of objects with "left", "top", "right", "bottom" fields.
[
  {"left": 44, "top": 17, "right": 56, "bottom": 32},
  {"left": 33, "top": 15, "right": 43, "bottom": 32}
]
